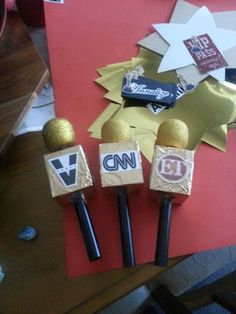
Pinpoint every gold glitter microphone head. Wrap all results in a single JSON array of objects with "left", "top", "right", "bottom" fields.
[
  {"left": 42, "top": 118, "right": 76, "bottom": 152},
  {"left": 156, "top": 118, "right": 189, "bottom": 149},
  {"left": 99, "top": 118, "right": 143, "bottom": 188},
  {"left": 101, "top": 118, "right": 132, "bottom": 143}
]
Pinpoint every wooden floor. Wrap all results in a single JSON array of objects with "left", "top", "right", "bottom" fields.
[{"left": 0, "top": 132, "right": 181, "bottom": 314}]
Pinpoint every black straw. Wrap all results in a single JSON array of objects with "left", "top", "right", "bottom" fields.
[
  {"left": 71, "top": 191, "right": 101, "bottom": 261},
  {"left": 116, "top": 186, "right": 135, "bottom": 267},
  {"left": 155, "top": 195, "right": 172, "bottom": 267}
]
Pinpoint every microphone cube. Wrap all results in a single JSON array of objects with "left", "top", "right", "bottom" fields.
[
  {"left": 44, "top": 145, "right": 93, "bottom": 198},
  {"left": 99, "top": 141, "right": 144, "bottom": 188},
  {"left": 149, "top": 145, "right": 194, "bottom": 204}
]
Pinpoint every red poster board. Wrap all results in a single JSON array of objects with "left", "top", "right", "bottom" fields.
[{"left": 44, "top": 0, "right": 236, "bottom": 277}]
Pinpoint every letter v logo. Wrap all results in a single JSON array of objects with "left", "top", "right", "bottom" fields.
[{"left": 49, "top": 153, "right": 78, "bottom": 188}]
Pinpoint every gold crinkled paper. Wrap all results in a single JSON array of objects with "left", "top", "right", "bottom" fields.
[{"left": 88, "top": 47, "right": 236, "bottom": 162}]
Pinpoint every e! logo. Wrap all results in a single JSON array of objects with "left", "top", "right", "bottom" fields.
[{"left": 156, "top": 154, "right": 188, "bottom": 183}]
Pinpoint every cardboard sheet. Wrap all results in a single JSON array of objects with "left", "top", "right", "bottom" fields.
[{"left": 44, "top": 0, "right": 236, "bottom": 277}]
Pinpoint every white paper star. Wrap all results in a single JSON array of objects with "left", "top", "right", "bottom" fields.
[{"left": 153, "top": 6, "right": 236, "bottom": 81}]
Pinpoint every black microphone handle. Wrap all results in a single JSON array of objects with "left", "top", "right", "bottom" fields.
[
  {"left": 71, "top": 191, "right": 101, "bottom": 261},
  {"left": 155, "top": 195, "right": 172, "bottom": 267},
  {"left": 116, "top": 186, "right": 135, "bottom": 267}
]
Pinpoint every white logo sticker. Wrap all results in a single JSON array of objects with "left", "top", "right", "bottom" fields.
[
  {"left": 156, "top": 153, "right": 189, "bottom": 183},
  {"left": 44, "top": 0, "right": 64, "bottom": 4},
  {"left": 146, "top": 102, "right": 166, "bottom": 115},
  {"left": 100, "top": 151, "right": 140, "bottom": 173},
  {"left": 49, "top": 153, "right": 78, "bottom": 187}
]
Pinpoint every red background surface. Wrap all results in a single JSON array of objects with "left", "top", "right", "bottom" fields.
[{"left": 44, "top": 0, "right": 236, "bottom": 277}]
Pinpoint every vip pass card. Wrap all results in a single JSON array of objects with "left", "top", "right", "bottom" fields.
[
  {"left": 183, "top": 34, "right": 228, "bottom": 74},
  {"left": 121, "top": 76, "right": 177, "bottom": 108}
]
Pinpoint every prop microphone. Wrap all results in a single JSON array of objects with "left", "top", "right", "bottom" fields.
[
  {"left": 149, "top": 119, "right": 194, "bottom": 267},
  {"left": 42, "top": 118, "right": 101, "bottom": 261},
  {"left": 99, "top": 119, "right": 144, "bottom": 267}
]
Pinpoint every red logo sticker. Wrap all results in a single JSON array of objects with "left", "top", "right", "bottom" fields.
[{"left": 156, "top": 154, "right": 188, "bottom": 183}]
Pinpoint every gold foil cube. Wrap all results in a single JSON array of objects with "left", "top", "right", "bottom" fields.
[{"left": 150, "top": 145, "right": 194, "bottom": 197}]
